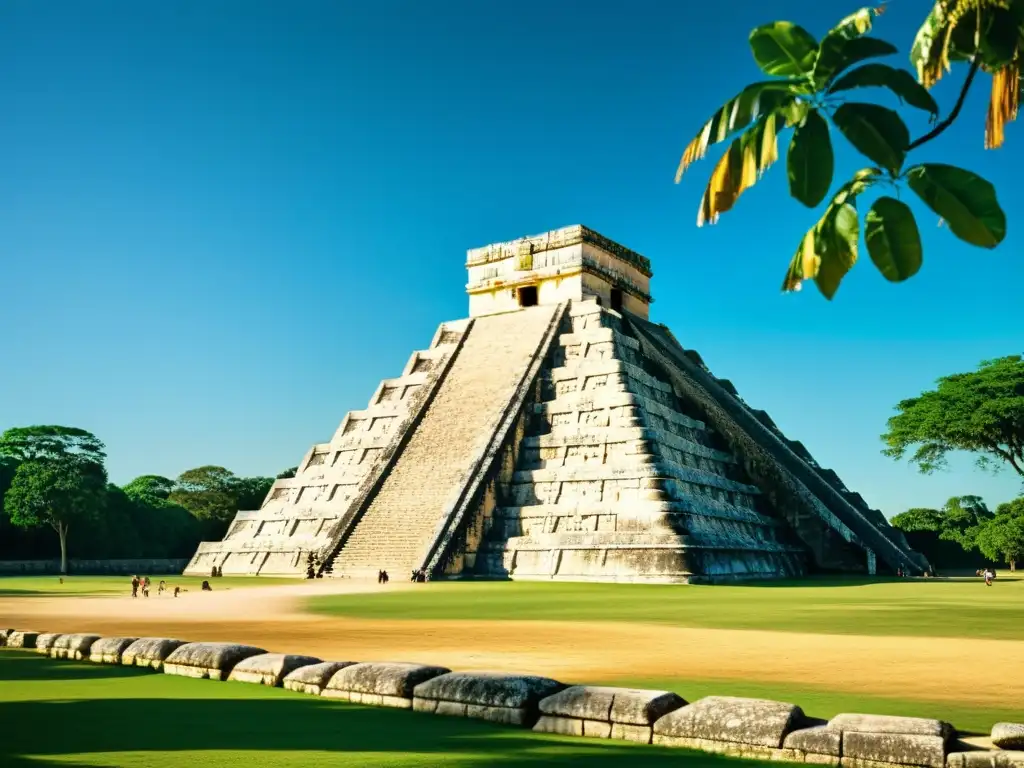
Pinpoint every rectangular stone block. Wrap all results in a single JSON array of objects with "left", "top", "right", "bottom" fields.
[
  {"left": 227, "top": 653, "right": 322, "bottom": 687},
  {"left": 121, "top": 637, "right": 185, "bottom": 670},
  {"left": 7, "top": 631, "right": 39, "bottom": 649},
  {"left": 611, "top": 723, "right": 653, "bottom": 744},
  {"left": 534, "top": 715, "right": 584, "bottom": 736},
  {"left": 653, "top": 696, "right": 806, "bottom": 748},
  {"left": 163, "top": 642, "right": 267, "bottom": 681},
  {"left": 946, "top": 750, "right": 1024, "bottom": 768},
  {"left": 784, "top": 725, "right": 842, "bottom": 757},
  {"left": 88, "top": 637, "right": 138, "bottom": 665},
  {"left": 412, "top": 671, "right": 564, "bottom": 727},
  {"left": 282, "top": 661, "right": 356, "bottom": 696},
  {"left": 843, "top": 731, "right": 948, "bottom": 768},
  {"left": 584, "top": 720, "right": 613, "bottom": 739},
  {"left": 830, "top": 714, "right": 953, "bottom": 739}
]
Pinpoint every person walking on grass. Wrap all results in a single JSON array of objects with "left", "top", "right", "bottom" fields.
[
  {"left": 131, "top": 576, "right": 139, "bottom": 598},
  {"left": 984, "top": 567, "right": 994, "bottom": 586}
]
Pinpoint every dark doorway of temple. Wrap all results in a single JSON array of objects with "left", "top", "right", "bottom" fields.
[
  {"left": 610, "top": 288, "right": 623, "bottom": 312},
  {"left": 518, "top": 285, "right": 538, "bottom": 307}
]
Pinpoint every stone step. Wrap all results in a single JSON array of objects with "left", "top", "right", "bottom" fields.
[{"left": 331, "top": 305, "right": 559, "bottom": 576}]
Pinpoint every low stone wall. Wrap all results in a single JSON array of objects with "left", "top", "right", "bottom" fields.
[
  {"left": 5, "top": 629, "right": 1023, "bottom": 768},
  {"left": 0, "top": 558, "right": 188, "bottom": 575}
]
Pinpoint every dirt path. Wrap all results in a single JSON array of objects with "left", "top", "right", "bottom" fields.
[{"left": 3, "top": 580, "right": 1018, "bottom": 705}]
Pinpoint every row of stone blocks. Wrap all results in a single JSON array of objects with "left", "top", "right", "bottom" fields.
[{"left": 4, "top": 627, "right": 1023, "bottom": 768}]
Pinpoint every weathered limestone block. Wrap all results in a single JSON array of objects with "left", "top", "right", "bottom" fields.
[
  {"left": 89, "top": 637, "right": 139, "bottom": 664},
  {"left": 993, "top": 725, "right": 1024, "bottom": 750},
  {"left": 0, "top": 628, "right": 12, "bottom": 647},
  {"left": 784, "top": 724, "right": 842, "bottom": 757},
  {"left": 653, "top": 696, "right": 806, "bottom": 750},
  {"left": 51, "top": 633, "right": 101, "bottom": 660},
  {"left": 824, "top": 713, "right": 954, "bottom": 768},
  {"left": 535, "top": 685, "right": 686, "bottom": 743},
  {"left": 227, "top": 653, "right": 323, "bottom": 687},
  {"left": 282, "top": 661, "right": 357, "bottom": 696},
  {"left": 121, "top": 637, "right": 186, "bottom": 670},
  {"left": 843, "top": 732, "right": 948, "bottom": 768},
  {"left": 829, "top": 714, "right": 953, "bottom": 739},
  {"left": 947, "top": 750, "right": 1024, "bottom": 768},
  {"left": 7, "top": 630, "right": 39, "bottom": 649},
  {"left": 163, "top": 642, "right": 267, "bottom": 681},
  {"left": 322, "top": 662, "right": 450, "bottom": 709},
  {"left": 34, "top": 633, "right": 64, "bottom": 654},
  {"left": 413, "top": 671, "right": 565, "bottom": 726}
]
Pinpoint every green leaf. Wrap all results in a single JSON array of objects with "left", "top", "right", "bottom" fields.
[
  {"left": 906, "top": 164, "right": 1007, "bottom": 248},
  {"left": 828, "top": 7, "right": 881, "bottom": 41},
  {"left": 814, "top": 36, "right": 898, "bottom": 87},
  {"left": 787, "top": 109, "right": 833, "bottom": 207},
  {"left": 832, "top": 102, "right": 909, "bottom": 175},
  {"left": 829, "top": 63, "right": 939, "bottom": 117},
  {"left": 814, "top": 201, "right": 859, "bottom": 299},
  {"left": 782, "top": 180, "right": 867, "bottom": 298},
  {"left": 749, "top": 22, "right": 818, "bottom": 77},
  {"left": 865, "top": 196, "right": 923, "bottom": 282}
]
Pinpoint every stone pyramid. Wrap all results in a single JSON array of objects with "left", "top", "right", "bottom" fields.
[{"left": 186, "top": 225, "right": 928, "bottom": 583}]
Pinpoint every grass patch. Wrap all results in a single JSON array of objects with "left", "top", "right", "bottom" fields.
[
  {"left": 0, "top": 651, "right": 753, "bottom": 767},
  {"left": 307, "top": 576, "right": 1024, "bottom": 640},
  {"left": 0, "top": 575, "right": 297, "bottom": 598}
]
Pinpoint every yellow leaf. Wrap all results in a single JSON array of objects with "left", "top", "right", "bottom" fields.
[
  {"left": 985, "top": 62, "right": 1020, "bottom": 150},
  {"left": 760, "top": 114, "right": 779, "bottom": 174}
]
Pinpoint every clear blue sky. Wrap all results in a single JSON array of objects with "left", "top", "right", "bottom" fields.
[{"left": 0, "top": 0, "right": 1020, "bottom": 518}]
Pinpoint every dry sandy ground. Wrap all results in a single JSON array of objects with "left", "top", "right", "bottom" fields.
[{"left": 2, "top": 580, "right": 1018, "bottom": 705}]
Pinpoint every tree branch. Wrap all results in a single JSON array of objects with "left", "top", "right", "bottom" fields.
[{"left": 906, "top": 56, "right": 982, "bottom": 152}]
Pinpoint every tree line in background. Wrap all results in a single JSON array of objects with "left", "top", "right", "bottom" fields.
[
  {"left": 0, "top": 425, "right": 297, "bottom": 573},
  {"left": 883, "top": 355, "right": 1024, "bottom": 571},
  {"left": 1, "top": 351, "right": 1020, "bottom": 574}
]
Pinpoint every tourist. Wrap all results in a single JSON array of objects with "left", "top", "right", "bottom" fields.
[
  {"left": 173, "top": 586, "right": 180, "bottom": 597},
  {"left": 158, "top": 580, "right": 166, "bottom": 595},
  {"left": 131, "top": 576, "right": 139, "bottom": 598},
  {"left": 382, "top": 570, "right": 389, "bottom": 584},
  {"left": 984, "top": 567, "right": 994, "bottom": 586},
  {"left": 202, "top": 580, "right": 212, "bottom": 591}
]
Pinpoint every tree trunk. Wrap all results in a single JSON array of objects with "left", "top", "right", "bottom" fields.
[
  {"left": 1010, "top": 559, "right": 1017, "bottom": 572},
  {"left": 58, "top": 522, "right": 68, "bottom": 575}
]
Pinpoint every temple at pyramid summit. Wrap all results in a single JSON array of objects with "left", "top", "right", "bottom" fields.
[{"left": 185, "top": 225, "right": 929, "bottom": 583}]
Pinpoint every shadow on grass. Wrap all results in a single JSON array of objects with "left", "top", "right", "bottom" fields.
[
  {"left": 0, "top": 695, "right": 752, "bottom": 767},
  {"left": 0, "top": 656, "right": 751, "bottom": 767},
  {"left": 0, "top": 653, "right": 147, "bottom": 682}
]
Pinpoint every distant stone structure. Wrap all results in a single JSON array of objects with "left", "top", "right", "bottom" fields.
[{"left": 185, "top": 225, "right": 928, "bottom": 582}]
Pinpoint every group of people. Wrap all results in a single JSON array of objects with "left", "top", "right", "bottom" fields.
[
  {"left": 130, "top": 575, "right": 181, "bottom": 598},
  {"left": 376, "top": 569, "right": 390, "bottom": 584},
  {"left": 410, "top": 568, "right": 427, "bottom": 583}
]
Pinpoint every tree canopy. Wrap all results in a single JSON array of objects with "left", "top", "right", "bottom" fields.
[
  {"left": 881, "top": 356, "right": 1024, "bottom": 477},
  {"left": 676, "top": 2, "right": 1020, "bottom": 298},
  {"left": 976, "top": 496, "right": 1024, "bottom": 569}
]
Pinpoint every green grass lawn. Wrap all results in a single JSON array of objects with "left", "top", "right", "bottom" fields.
[
  {"left": 0, "top": 651, "right": 753, "bottom": 768},
  {"left": 0, "top": 574, "right": 297, "bottom": 598},
  {"left": 307, "top": 576, "right": 1024, "bottom": 640}
]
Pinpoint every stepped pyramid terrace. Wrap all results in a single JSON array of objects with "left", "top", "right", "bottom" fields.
[{"left": 185, "top": 225, "right": 929, "bottom": 583}]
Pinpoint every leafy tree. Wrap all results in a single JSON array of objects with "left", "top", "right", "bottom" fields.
[
  {"left": 232, "top": 476, "right": 274, "bottom": 511},
  {"left": 975, "top": 496, "right": 1024, "bottom": 570},
  {"left": 122, "top": 475, "right": 202, "bottom": 558},
  {"left": 277, "top": 466, "right": 298, "bottom": 479},
  {"left": 891, "top": 495, "right": 992, "bottom": 568},
  {"left": 882, "top": 356, "right": 1024, "bottom": 477},
  {"left": 168, "top": 465, "right": 239, "bottom": 538},
  {"left": 890, "top": 506, "right": 944, "bottom": 532},
  {"left": 4, "top": 458, "right": 107, "bottom": 573},
  {"left": 122, "top": 475, "right": 176, "bottom": 500},
  {"left": 675, "top": 2, "right": 1019, "bottom": 298},
  {"left": 0, "top": 426, "right": 109, "bottom": 573}
]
